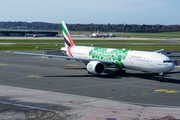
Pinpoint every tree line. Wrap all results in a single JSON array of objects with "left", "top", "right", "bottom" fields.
[{"left": 0, "top": 21, "right": 180, "bottom": 33}]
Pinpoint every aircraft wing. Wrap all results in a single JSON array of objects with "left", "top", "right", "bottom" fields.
[
  {"left": 36, "top": 47, "right": 66, "bottom": 51},
  {"left": 153, "top": 49, "right": 165, "bottom": 53},
  {"left": 7, "top": 51, "right": 115, "bottom": 65}
]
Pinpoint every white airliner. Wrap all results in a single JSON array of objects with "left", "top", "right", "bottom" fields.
[
  {"left": 9, "top": 21, "right": 175, "bottom": 82},
  {"left": 89, "top": 30, "right": 101, "bottom": 37}
]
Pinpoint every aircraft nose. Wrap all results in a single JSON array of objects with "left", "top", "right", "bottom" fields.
[{"left": 169, "top": 62, "right": 175, "bottom": 71}]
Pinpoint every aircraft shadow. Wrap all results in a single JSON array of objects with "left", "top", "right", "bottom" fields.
[
  {"left": 126, "top": 72, "right": 180, "bottom": 84},
  {"left": 63, "top": 68, "right": 87, "bottom": 70},
  {"left": 48, "top": 67, "right": 180, "bottom": 83},
  {"left": 42, "top": 73, "right": 121, "bottom": 79},
  {"left": 43, "top": 69, "right": 122, "bottom": 79}
]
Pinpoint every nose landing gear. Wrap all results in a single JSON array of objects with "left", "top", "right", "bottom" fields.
[{"left": 159, "top": 72, "right": 164, "bottom": 82}]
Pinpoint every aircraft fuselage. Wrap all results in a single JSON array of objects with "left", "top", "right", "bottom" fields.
[{"left": 64, "top": 46, "right": 175, "bottom": 73}]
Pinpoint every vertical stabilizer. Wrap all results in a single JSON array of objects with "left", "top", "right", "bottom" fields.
[{"left": 61, "top": 21, "right": 75, "bottom": 47}]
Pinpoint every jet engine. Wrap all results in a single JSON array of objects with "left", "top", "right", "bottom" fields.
[{"left": 87, "top": 61, "right": 105, "bottom": 75}]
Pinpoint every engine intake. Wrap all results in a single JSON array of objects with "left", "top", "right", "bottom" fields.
[{"left": 87, "top": 61, "right": 105, "bottom": 74}]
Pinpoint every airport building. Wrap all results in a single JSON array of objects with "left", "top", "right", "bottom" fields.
[{"left": 0, "top": 30, "right": 58, "bottom": 37}]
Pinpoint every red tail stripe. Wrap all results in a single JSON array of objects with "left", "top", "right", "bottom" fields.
[
  {"left": 68, "top": 46, "right": 73, "bottom": 57},
  {"left": 67, "top": 32, "right": 74, "bottom": 46}
]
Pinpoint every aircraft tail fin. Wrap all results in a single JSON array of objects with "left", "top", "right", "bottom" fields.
[{"left": 61, "top": 21, "right": 75, "bottom": 47}]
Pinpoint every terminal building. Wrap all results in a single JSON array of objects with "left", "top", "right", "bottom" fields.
[{"left": 0, "top": 30, "right": 58, "bottom": 37}]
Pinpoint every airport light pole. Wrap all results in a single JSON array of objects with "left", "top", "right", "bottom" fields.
[{"left": 25, "top": 20, "right": 27, "bottom": 37}]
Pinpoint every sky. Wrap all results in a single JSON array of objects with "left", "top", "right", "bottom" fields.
[{"left": 0, "top": 0, "right": 180, "bottom": 25}]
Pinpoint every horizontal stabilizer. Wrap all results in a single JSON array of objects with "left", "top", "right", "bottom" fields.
[{"left": 36, "top": 47, "right": 66, "bottom": 51}]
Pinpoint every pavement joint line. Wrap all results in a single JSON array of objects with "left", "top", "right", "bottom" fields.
[
  {"left": 0, "top": 101, "right": 56, "bottom": 112},
  {"left": 1, "top": 92, "right": 103, "bottom": 109},
  {"left": 136, "top": 106, "right": 146, "bottom": 120},
  {"left": 79, "top": 108, "right": 104, "bottom": 120}
]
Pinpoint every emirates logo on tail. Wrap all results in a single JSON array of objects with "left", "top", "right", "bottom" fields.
[
  {"left": 61, "top": 21, "right": 74, "bottom": 47},
  {"left": 61, "top": 21, "right": 75, "bottom": 57}
]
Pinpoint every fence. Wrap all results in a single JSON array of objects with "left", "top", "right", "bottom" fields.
[{"left": 172, "top": 59, "right": 180, "bottom": 66}]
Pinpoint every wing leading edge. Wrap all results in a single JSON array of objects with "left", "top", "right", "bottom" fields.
[{"left": 7, "top": 51, "right": 115, "bottom": 65}]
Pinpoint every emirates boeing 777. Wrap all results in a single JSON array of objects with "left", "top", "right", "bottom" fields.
[{"left": 9, "top": 21, "right": 175, "bottom": 82}]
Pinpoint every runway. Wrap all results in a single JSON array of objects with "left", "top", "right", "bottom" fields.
[
  {"left": 0, "top": 51, "right": 180, "bottom": 119},
  {"left": 0, "top": 36, "right": 180, "bottom": 41}
]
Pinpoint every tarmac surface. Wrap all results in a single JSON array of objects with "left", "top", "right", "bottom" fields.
[{"left": 0, "top": 51, "right": 180, "bottom": 119}]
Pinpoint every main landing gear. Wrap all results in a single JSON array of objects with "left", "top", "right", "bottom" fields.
[
  {"left": 159, "top": 72, "right": 164, "bottom": 82},
  {"left": 115, "top": 68, "right": 126, "bottom": 76}
]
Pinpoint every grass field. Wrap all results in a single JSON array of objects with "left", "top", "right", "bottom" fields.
[
  {"left": 0, "top": 31, "right": 179, "bottom": 51},
  {"left": 0, "top": 45, "right": 63, "bottom": 51},
  {"left": 1, "top": 44, "right": 180, "bottom": 51}
]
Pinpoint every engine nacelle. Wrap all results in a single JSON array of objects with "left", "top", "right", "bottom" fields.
[{"left": 87, "top": 61, "right": 105, "bottom": 75}]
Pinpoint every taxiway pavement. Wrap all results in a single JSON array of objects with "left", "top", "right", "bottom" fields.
[{"left": 0, "top": 51, "right": 180, "bottom": 119}]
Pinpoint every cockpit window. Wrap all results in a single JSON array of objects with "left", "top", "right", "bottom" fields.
[{"left": 163, "top": 60, "right": 172, "bottom": 63}]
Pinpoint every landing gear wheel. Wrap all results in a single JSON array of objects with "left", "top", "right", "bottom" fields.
[
  {"left": 88, "top": 71, "right": 92, "bottom": 74},
  {"left": 159, "top": 77, "right": 164, "bottom": 82},
  {"left": 159, "top": 72, "right": 164, "bottom": 82},
  {"left": 115, "top": 69, "right": 121, "bottom": 75},
  {"left": 121, "top": 70, "right": 126, "bottom": 74},
  {"left": 115, "top": 69, "right": 126, "bottom": 76}
]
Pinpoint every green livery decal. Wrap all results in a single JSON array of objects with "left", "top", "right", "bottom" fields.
[{"left": 89, "top": 47, "right": 129, "bottom": 68}]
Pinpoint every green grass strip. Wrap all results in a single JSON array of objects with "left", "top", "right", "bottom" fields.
[
  {"left": 0, "top": 39, "right": 176, "bottom": 43},
  {"left": 0, "top": 44, "right": 180, "bottom": 51}
]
